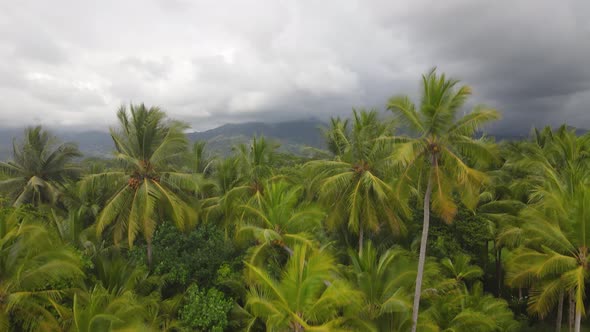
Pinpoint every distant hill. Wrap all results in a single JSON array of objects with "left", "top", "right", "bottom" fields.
[
  {"left": 571, "top": 127, "right": 588, "bottom": 136},
  {"left": 2, "top": 121, "right": 582, "bottom": 160},
  {"left": 490, "top": 126, "right": 588, "bottom": 142},
  {"left": 0, "top": 129, "right": 115, "bottom": 159},
  {"left": 0, "top": 128, "right": 23, "bottom": 158},
  {"left": 59, "top": 131, "right": 115, "bottom": 158},
  {"left": 0, "top": 119, "right": 329, "bottom": 160},
  {"left": 187, "top": 120, "right": 327, "bottom": 156}
]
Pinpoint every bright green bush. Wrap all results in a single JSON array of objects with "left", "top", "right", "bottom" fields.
[{"left": 179, "top": 284, "right": 234, "bottom": 332}]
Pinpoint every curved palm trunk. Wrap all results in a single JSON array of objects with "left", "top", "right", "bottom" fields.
[
  {"left": 556, "top": 290, "right": 564, "bottom": 332},
  {"left": 410, "top": 157, "right": 434, "bottom": 332},
  {"left": 574, "top": 307, "right": 581, "bottom": 332}
]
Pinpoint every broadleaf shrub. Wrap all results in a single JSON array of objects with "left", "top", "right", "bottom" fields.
[{"left": 179, "top": 284, "right": 233, "bottom": 332}]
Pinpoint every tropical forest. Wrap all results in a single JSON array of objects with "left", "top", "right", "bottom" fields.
[{"left": 1, "top": 70, "right": 589, "bottom": 332}]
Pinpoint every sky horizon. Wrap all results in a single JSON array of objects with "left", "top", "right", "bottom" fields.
[{"left": 1, "top": 1, "right": 589, "bottom": 135}]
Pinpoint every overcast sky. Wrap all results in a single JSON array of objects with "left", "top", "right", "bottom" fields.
[{"left": 0, "top": 0, "right": 588, "bottom": 134}]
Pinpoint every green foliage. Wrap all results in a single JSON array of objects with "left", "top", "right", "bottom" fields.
[
  {"left": 237, "top": 179, "right": 324, "bottom": 266},
  {"left": 187, "top": 140, "right": 215, "bottom": 175},
  {"left": 138, "top": 222, "right": 240, "bottom": 289},
  {"left": 3, "top": 72, "right": 590, "bottom": 331},
  {"left": 387, "top": 68, "right": 500, "bottom": 331},
  {"left": 428, "top": 208, "right": 493, "bottom": 264},
  {"left": 236, "top": 135, "right": 278, "bottom": 191},
  {"left": 71, "top": 285, "right": 148, "bottom": 332},
  {"left": 308, "top": 109, "right": 407, "bottom": 252},
  {"left": 346, "top": 241, "right": 417, "bottom": 331},
  {"left": 85, "top": 103, "right": 197, "bottom": 257},
  {"left": 0, "top": 126, "right": 81, "bottom": 206},
  {"left": 503, "top": 127, "right": 590, "bottom": 327},
  {"left": 245, "top": 245, "right": 365, "bottom": 331},
  {"left": 0, "top": 207, "right": 84, "bottom": 331},
  {"left": 387, "top": 68, "right": 500, "bottom": 223},
  {"left": 179, "top": 284, "right": 233, "bottom": 332},
  {"left": 421, "top": 283, "right": 521, "bottom": 332}
]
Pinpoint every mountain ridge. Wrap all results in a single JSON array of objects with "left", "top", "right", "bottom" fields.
[
  {"left": 0, "top": 119, "right": 329, "bottom": 159},
  {"left": 0, "top": 121, "right": 586, "bottom": 160}
]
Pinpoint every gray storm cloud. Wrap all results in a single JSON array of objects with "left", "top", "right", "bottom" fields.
[{"left": 0, "top": 0, "right": 588, "bottom": 134}]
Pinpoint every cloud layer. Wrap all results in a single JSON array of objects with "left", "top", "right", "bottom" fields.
[{"left": 0, "top": 0, "right": 588, "bottom": 133}]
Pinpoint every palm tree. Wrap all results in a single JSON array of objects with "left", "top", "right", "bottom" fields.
[
  {"left": 82, "top": 104, "right": 197, "bottom": 265},
  {"left": 212, "top": 156, "right": 243, "bottom": 195},
  {"left": 0, "top": 126, "right": 81, "bottom": 206},
  {"left": 0, "top": 208, "right": 83, "bottom": 331},
  {"left": 202, "top": 156, "right": 250, "bottom": 239},
  {"left": 307, "top": 109, "right": 407, "bottom": 254},
  {"left": 70, "top": 285, "right": 147, "bottom": 332},
  {"left": 475, "top": 165, "right": 528, "bottom": 298},
  {"left": 501, "top": 126, "right": 590, "bottom": 331},
  {"left": 237, "top": 180, "right": 324, "bottom": 265},
  {"left": 204, "top": 137, "right": 279, "bottom": 240},
  {"left": 346, "top": 241, "right": 416, "bottom": 331},
  {"left": 236, "top": 135, "right": 278, "bottom": 194},
  {"left": 506, "top": 182, "right": 590, "bottom": 331},
  {"left": 417, "top": 254, "right": 517, "bottom": 331},
  {"left": 440, "top": 254, "right": 484, "bottom": 292},
  {"left": 186, "top": 140, "right": 215, "bottom": 175},
  {"left": 68, "top": 247, "right": 166, "bottom": 331},
  {"left": 245, "top": 245, "right": 366, "bottom": 331},
  {"left": 420, "top": 283, "right": 520, "bottom": 332},
  {"left": 91, "top": 249, "right": 159, "bottom": 297},
  {"left": 386, "top": 69, "right": 500, "bottom": 331},
  {"left": 323, "top": 116, "right": 350, "bottom": 156},
  {"left": 52, "top": 164, "right": 121, "bottom": 250},
  {"left": 145, "top": 293, "right": 184, "bottom": 332}
]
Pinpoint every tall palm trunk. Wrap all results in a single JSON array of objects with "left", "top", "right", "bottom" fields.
[
  {"left": 569, "top": 291, "right": 575, "bottom": 332},
  {"left": 556, "top": 290, "right": 564, "bottom": 332},
  {"left": 410, "top": 156, "right": 435, "bottom": 332},
  {"left": 574, "top": 307, "right": 581, "bottom": 332}
]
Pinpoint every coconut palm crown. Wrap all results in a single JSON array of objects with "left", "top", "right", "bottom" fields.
[
  {"left": 0, "top": 126, "right": 81, "bottom": 206},
  {"left": 307, "top": 109, "right": 407, "bottom": 254},
  {"left": 83, "top": 104, "right": 197, "bottom": 265}
]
